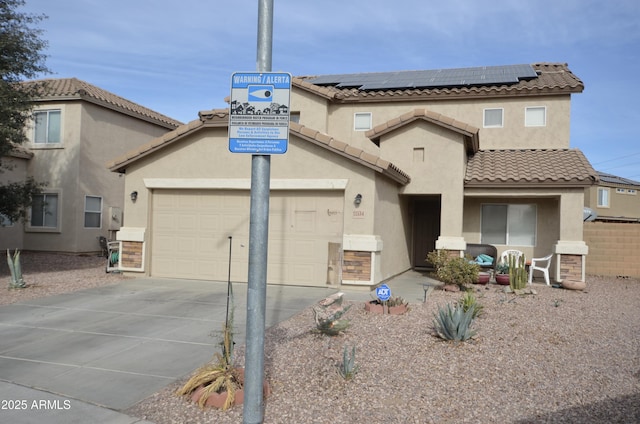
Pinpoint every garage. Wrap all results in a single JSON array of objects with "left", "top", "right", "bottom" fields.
[{"left": 150, "top": 189, "right": 344, "bottom": 286}]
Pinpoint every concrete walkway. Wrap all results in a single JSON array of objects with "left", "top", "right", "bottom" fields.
[{"left": 0, "top": 270, "right": 432, "bottom": 423}]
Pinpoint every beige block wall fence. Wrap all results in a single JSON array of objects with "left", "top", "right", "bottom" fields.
[{"left": 584, "top": 222, "right": 640, "bottom": 278}]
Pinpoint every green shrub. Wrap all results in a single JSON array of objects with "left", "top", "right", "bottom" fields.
[
  {"left": 427, "top": 250, "right": 480, "bottom": 288},
  {"left": 433, "top": 302, "right": 477, "bottom": 342}
]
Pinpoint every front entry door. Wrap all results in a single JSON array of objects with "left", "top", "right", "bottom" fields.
[{"left": 412, "top": 197, "right": 441, "bottom": 268}]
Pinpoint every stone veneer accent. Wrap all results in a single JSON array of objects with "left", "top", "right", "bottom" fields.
[
  {"left": 559, "top": 254, "right": 583, "bottom": 282},
  {"left": 342, "top": 251, "right": 372, "bottom": 282},
  {"left": 121, "top": 241, "right": 143, "bottom": 270}
]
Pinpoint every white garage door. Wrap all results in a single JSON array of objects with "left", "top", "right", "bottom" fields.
[{"left": 150, "top": 189, "right": 343, "bottom": 286}]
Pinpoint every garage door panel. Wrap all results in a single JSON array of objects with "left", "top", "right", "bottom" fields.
[
  {"left": 294, "top": 211, "right": 316, "bottom": 232},
  {"left": 151, "top": 190, "right": 342, "bottom": 286}
]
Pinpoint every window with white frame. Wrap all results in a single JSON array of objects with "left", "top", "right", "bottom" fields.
[
  {"left": 628, "top": 189, "right": 637, "bottom": 195},
  {"left": 354, "top": 112, "right": 372, "bottom": 131},
  {"left": 84, "top": 196, "right": 102, "bottom": 228},
  {"left": 616, "top": 188, "right": 626, "bottom": 194},
  {"left": 34, "top": 110, "right": 61, "bottom": 144},
  {"left": 483, "top": 108, "right": 503, "bottom": 128},
  {"left": 525, "top": 106, "right": 546, "bottom": 127},
  {"left": 30, "top": 193, "right": 59, "bottom": 227},
  {"left": 597, "top": 188, "right": 610, "bottom": 207},
  {"left": 481, "top": 204, "right": 537, "bottom": 246}
]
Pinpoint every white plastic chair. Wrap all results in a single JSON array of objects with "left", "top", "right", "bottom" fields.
[
  {"left": 528, "top": 254, "right": 553, "bottom": 285},
  {"left": 499, "top": 249, "right": 524, "bottom": 265}
]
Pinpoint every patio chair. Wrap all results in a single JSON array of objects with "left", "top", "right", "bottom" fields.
[
  {"left": 499, "top": 249, "right": 524, "bottom": 265},
  {"left": 528, "top": 253, "right": 553, "bottom": 285}
]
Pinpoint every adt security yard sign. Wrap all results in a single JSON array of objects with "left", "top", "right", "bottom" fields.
[
  {"left": 229, "top": 72, "right": 291, "bottom": 154},
  {"left": 375, "top": 284, "right": 391, "bottom": 302}
]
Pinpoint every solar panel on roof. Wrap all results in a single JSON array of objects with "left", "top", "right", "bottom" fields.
[{"left": 308, "top": 64, "right": 539, "bottom": 90}]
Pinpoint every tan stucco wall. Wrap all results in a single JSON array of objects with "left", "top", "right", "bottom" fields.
[
  {"left": 290, "top": 89, "right": 330, "bottom": 133},
  {"left": 373, "top": 176, "right": 411, "bottom": 281},
  {"left": 291, "top": 88, "right": 572, "bottom": 153},
  {"left": 379, "top": 121, "right": 466, "bottom": 237},
  {"left": 0, "top": 156, "right": 30, "bottom": 250},
  {"left": 23, "top": 101, "right": 173, "bottom": 253},
  {"left": 585, "top": 184, "right": 640, "bottom": 220},
  {"left": 118, "top": 127, "right": 385, "bottom": 276}
]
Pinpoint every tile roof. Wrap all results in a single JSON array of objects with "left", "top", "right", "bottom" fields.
[
  {"left": 465, "top": 149, "right": 598, "bottom": 187},
  {"left": 23, "top": 78, "right": 182, "bottom": 129},
  {"left": 294, "top": 63, "right": 583, "bottom": 102},
  {"left": 366, "top": 109, "right": 479, "bottom": 154},
  {"left": 108, "top": 110, "right": 411, "bottom": 185},
  {"left": 597, "top": 171, "right": 640, "bottom": 187}
]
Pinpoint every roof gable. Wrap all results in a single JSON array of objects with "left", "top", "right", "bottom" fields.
[
  {"left": 22, "top": 78, "right": 182, "bottom": 129},
  {"left": 366, "top": 109, "right": 479, "bottom": 154},
  {"left": 465, "top": 149, "right": 598, "bottom": 188},
  {"left": 294, "top": 63, "right": 583, "bottom": 103},
  {"left": 108, "top": 109, "right": 410, "bottom": 185}
]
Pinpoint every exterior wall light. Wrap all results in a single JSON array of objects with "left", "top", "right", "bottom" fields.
[
  {"left": 130, "top": 191, "right": 138, "bottom": 202},
  {"left": 354, "top": 193, "right": 362, "bottom": 206}
]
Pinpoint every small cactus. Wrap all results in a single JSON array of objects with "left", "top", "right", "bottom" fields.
[
  {"left": 509, "top": 254, "right": 527, "bottom": 290},
  {"left": 338, "top": 345, "right": 358, "bottom": 380},
  {"left": 7, "top": 249, "right": 26, "bottom": 289}
]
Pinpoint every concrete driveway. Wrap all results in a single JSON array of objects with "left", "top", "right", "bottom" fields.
[{"left": 0, "top": 277, "right": 346, "bottom": 423}]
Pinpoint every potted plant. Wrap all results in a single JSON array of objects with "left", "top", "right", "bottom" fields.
[
  {"left": 495, "top": 262, "right": 510, "bottom": 285},
  {"left": 476, "top": 272, "right": 490, "bottom": 284},
  {"left": 365, "top": 295, "right": 409, "bottom": 315}
]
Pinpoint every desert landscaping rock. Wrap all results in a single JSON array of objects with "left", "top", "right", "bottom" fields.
[{"left": 2, "top": 253, "right": 638, "bottom": 423}]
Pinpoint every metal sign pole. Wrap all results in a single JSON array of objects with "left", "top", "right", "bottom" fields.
[{"left": 243, "top": 1, "right": 273, "bottom": 423}]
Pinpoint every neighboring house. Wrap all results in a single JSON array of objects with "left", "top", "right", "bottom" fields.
[
  {"left": 0, "top": 78, "right": 181, "bottom": 253},
  {"left": 0, "top": 145, "right": 34, "bottom": 251},
  {"left": 107, "top": 62, "right": 597, "bottom": 286},
  {"left": 585, "top": 172, "right": 640, "bottom": 222}
]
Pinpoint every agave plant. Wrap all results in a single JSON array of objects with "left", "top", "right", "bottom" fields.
[
  {"left": 7, "top": 249, "right": 26, "bottom": 289},
  {"left": 433, "top": 302, "right": 477, "bottom": 342},
  {"left": 338, "top": 345, "right": 358, "bottom": 380}
]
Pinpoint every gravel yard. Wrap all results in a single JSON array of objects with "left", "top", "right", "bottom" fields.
[
  {"left": 0, "top": 251, "right": 127, "bottom": 306},
  {"left": 2, "top": 253, "right": 639, "bottom": 423}
]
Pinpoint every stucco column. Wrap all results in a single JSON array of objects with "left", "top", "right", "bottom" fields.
[
  {"left": 553, "top": 191, "right": 589, "bottom": 282},
  {"left": 435, "top": 190, "right": 465, "bottom": 253}
]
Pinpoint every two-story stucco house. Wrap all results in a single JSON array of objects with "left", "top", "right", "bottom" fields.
[
  {"left": 0, "top": 78, "right": 181, "bottom": 253},
  {"left": 585, "top": 172, "right": 640, "bottom": 222},
  {"left": 107, "top": 62, "right": 597, "bottom": 286}
]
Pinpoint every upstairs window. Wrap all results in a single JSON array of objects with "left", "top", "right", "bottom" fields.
[
  {"left": 354, "top": 112, "right": 372, "bottom": 131},
  {"left": 525, "top": 106, "right": 546, "bottom": 127},
  {"left": 483, "top": 108, "right": 503, "bottom": 128},
  {"left": 597, "top": 188, "right": 609, "bottom": 207},
  {"left": 30, "top": 193, "right": 59, "bottom": 228},
  {"left": 34, "top": 110, "right": 61, "bottom": 144},
  {"left": 84, "top": 196, "right": 102, "bottom": 228},
  {"left": 481, "top": 204, "right": 537, "bottom": 246}
]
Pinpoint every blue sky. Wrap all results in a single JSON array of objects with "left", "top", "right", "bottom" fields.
[{"left": 21, "top": 0, "right": 640, "bottom": 180}]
